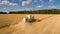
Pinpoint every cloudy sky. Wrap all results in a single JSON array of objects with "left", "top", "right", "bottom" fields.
[{"left": 0, "top": 0, "right": 60, "bottom": 12}]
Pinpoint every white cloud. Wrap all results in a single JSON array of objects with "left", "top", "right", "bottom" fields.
[
  {"left": 48, "top": 5, "right": 56, "bottom": 9},
  {"left": 0, "top": 0, "right": 18, "bottom": 6},
  {"left": 0, "top": 0, "right": 9, "bottom": 5},
  {"left": 36, "top": 5, "right": 43, "bottom": 8},
  {"left": 49, "top": 0, "right": 55, "bottom": 2},
  {"left": 9, "top": 3, "right": 18, "bottom": 6},
  {"left": 22, "top": 1, "right": 30, "bottom": 6},
  {"left": 22, "top": 0, "right": 33, "bottom": 6},
  {"left": 27, "top": 0, "right": 32, "bottom": 2}
]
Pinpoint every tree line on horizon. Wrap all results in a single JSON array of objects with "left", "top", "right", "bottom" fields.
[{"left": 0, "top": 9, "right": 60, "bottom": 14}]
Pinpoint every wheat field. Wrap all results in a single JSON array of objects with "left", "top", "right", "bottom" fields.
[{"left": 0, "top": 14, "right": 60, "bottom": 34}]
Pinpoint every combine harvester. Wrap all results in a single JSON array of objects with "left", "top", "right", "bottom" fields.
[{"left": 22, "top": 15, "right": 35, "bottom": 23}]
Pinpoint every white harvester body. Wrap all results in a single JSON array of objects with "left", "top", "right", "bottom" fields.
[{"left": 22, "top": 18, "right": 26, "bottom": 22}]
